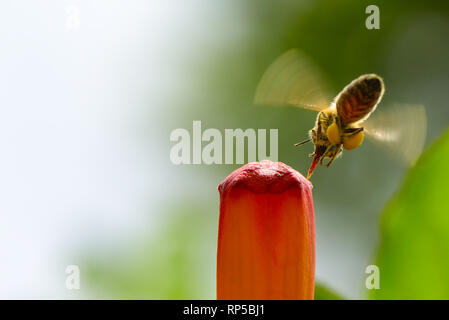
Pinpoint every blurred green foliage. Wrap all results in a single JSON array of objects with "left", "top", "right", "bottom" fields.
[
  {"left": 82, "top": 206, "right": 216, "bottom": 299},
  {"left": 315, "top": 283, "right": 344, "bottom": 300},
  {"left": 370, "top": 128, "right": 449, "bottom": 299}
]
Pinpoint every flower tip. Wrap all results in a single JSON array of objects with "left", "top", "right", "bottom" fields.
[{"left": 218, "top": 160, "right": 312, "bottom": 196}]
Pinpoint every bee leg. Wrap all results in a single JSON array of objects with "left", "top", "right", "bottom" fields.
[
  {"left": 325, "top": 144, "right": 342, "bottom": 168},
  {"left": 320, "top": 145, "right": 334, "bottom": 166},
  {"left": 326, "top": 153, "right": 337, "bottom": 168},
  {"left": 343, "top": 127, "right": 364, "bottom": 138}
]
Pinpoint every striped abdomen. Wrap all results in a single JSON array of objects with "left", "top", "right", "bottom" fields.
[{"left": 335, "top": 74, "right": 385, "bottom": 124}]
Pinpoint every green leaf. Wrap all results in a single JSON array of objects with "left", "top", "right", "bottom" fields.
[
  {"left": 370, "top": 128, "right": 449, "bottom": 299},
  {"left": 315, "top": 282, "right": 344, "bottom": 300}
]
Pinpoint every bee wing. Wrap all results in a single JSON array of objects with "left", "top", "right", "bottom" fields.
[
  {"left": 254, "top": 49, "right": 332, "bottom": 112},
  {"left": 363, "top": 104, "right": 427, "bottom": 166}
]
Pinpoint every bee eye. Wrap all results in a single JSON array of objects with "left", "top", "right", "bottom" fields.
[
  {"left": 326, "top": 123, "right": 341, "bottom": 145},
  {"left": 343, "top": 131, "right": 364, "bottom": 150}
]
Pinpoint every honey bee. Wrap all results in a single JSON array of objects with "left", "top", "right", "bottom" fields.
[{"left": 255, "top": 49, "right": 426, "bottom": 179}]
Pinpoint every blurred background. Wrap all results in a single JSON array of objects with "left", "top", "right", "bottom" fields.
[{"left": 1, "top": 0, "right": 449, "bottom": 299}]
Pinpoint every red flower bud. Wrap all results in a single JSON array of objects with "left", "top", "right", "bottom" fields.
[{"left": 217, "top": 160, "right": 315, "bottom": 300}]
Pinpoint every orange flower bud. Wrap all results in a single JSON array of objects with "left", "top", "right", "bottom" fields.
[{"left": 217, "top": 160, "right": 315, "bottom": 300}]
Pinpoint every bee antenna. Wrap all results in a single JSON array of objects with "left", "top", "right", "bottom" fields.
[{"left": 294, "top": 139, "right": 311, "bottom": 147}]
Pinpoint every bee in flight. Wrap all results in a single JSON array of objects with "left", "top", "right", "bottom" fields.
[
  {"left": 295, "top": 73, "right": 384, "bottom": 179},
  {"left": 255, "top": 49, "right": 426, "bottom": 179}
]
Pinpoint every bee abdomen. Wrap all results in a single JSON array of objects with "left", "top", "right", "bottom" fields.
[{"left": 336, "top": 74, "right": 384, "bottom": 124}]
